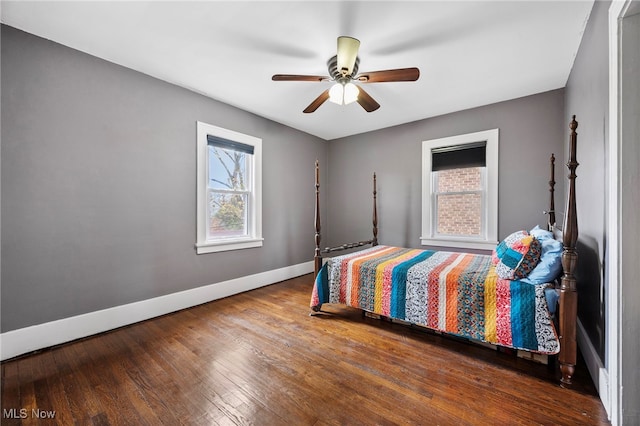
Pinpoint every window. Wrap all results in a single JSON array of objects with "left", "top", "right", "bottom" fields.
[
  {"left": 421, "top": 129, "right": 498, "bottom": 250},
  {"left": 196, "top": 122, "right": 262, "bottom": 253}
]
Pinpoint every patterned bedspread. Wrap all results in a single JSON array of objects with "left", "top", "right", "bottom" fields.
[{"left": 311, "top": 245, "right": 559, "bottom": 354}]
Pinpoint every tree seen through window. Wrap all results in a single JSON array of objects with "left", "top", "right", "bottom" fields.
[{"left": 207, "top": 145, "right": 250, "bottom": 239}]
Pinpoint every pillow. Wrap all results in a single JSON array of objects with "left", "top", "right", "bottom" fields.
[
  {"left": 521, "top": 226, "right": 564, "bottom": 284},
  {"left": 529, "top": 225, "right": 554, "bottom": 241},
  {"left": 492, "top": 230, "right": 542, "bottom": 280}
]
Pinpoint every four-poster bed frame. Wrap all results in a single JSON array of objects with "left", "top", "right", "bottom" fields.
[{"left": 312, "top": 116, "right": 580, "bottom": 386}]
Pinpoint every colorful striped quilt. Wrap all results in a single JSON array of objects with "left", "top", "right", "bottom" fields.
[{"left": 311, "top": 245, "right": 559, "bottom": 354}]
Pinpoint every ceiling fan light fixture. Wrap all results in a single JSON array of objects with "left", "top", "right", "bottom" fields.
[
  {"left": 329, "top": 81, "right": 360, "bottom": 105},
  {"left": 328, "top": 83, "right": 344, "bottom": 104},
  {"left": 343, "top": 82, "right": 359, "bottom": 104}
]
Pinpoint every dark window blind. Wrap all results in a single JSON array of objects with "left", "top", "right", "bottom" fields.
[
  {"left": 207, "top": 135, "right": 254, "bottom": 155},
  {"left": 431, "top": 142, "right": 486, "bottom": 171}
]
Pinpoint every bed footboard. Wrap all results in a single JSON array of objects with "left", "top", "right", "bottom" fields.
[{"left": 313, "top": 160, "right": 378, "bottom": 278}]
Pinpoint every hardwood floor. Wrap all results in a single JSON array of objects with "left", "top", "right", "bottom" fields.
[{"left": 2, "top": 274, "right": 609, "bottom": 425}]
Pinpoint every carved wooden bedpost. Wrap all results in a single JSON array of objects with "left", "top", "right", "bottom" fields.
[
  {"left": 314, "top": 160, "right": 322, "bottom": 278},
  {"left": 559, "top": 116, "right": 579, "bottom": 386},
  {"left": 372, "top": 173, "right": 378, "bottom": 246},
  {"left": 548, "top": 154, "right": 556, "bottom": 230}
]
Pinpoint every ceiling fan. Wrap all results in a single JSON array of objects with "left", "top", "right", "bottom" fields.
[{"left": 272, "top": 36, "right": 420, "bottom": 113}]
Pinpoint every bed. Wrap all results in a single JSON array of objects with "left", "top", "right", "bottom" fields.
[{"left": 310, "top": 116, "right": 580, "bottom": 386}]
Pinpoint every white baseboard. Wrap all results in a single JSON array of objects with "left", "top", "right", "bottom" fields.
[
  {"left": 577, "top": 318, "right": 610, "bottom": 416},
  {"left": 0, "top": 261, "right": 314, "bottom": 361}
]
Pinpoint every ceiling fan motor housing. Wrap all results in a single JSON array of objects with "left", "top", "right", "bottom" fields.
[{"left": 327, "top": 55, "right": 359, "bottom": 80}]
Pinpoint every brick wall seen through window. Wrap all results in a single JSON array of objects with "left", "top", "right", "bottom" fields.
[{"left": 435, "top": 167, "right": 483, "bottom": 236}]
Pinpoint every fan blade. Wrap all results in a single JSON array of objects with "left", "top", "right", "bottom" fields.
[
  {"left": 303, "top": 89, "right": 330, "bottom": 113},
  {"left": 337, "top": 36, "right": 360, "bottom": 76},
  {"left": 356, "top": 67, "right": 420, "bottom": 83},
  {"left": 356, "top": 86, "right": 380, "bottom": 112},
  {"left": 272, "top": 74, "right": 329, "bottom": 82}
]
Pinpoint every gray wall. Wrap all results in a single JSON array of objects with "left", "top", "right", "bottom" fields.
[
  {"left": 325, "top": 89, "right": 566, "bottom": 252},
  {"left": 563, "top": 0, "right": 610, "bottom": 365},
  {"left": 1, "top": 25, "right": 327, "bottom": 332}
]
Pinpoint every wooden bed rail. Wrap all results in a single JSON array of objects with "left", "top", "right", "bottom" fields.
[
  {"left": 322, "top": 240, "right": 377, "bottom": 253},
  {"left": 313, "top": 161, "right": 378, "bottom": 278}
]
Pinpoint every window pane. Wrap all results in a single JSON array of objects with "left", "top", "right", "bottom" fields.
[
  {"left": 436, "top": 193, "right": 482, "bottom": 236},
  {"left": 435, "top": 167, "right": 484, "bottom": 237},
  {"left": 208, "top": 146, "right": 248, "bottom": 191},
  {"left": 207, "top": 191, "right": 248, "bottom": 239},
  {"left": 436, "top": 167, "right": 483, "bottom": 192}
]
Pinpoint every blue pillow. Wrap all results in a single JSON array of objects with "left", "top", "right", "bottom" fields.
[
  {"left": 521, "top": 226, "right": 563, "bottom": 284},
  {"left": 529, "top": 225, "right": 554, "bottom": 241}
]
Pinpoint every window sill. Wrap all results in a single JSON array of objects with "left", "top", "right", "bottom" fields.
[
  {"left": 420, "top": 237, "right": 498, "bottom": 251},
  {"left": 196, "top": 238, "right": 264, "bottom": 254}
]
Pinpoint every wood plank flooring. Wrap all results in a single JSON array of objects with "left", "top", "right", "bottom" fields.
[{"left": 2, "top": 274, "right": 609, "bottom": 425}]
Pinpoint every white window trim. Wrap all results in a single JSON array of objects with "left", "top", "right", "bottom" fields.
[
  {"left": 421, "top": 129, "right": 499, "bottom": 250},
  {"left": 196, "top": 121, "right": 263, "bottom": 254}
]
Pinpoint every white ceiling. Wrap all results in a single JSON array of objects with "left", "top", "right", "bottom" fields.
[{"left": 1, "top": 1, "right": 594, "bottom": 140}]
